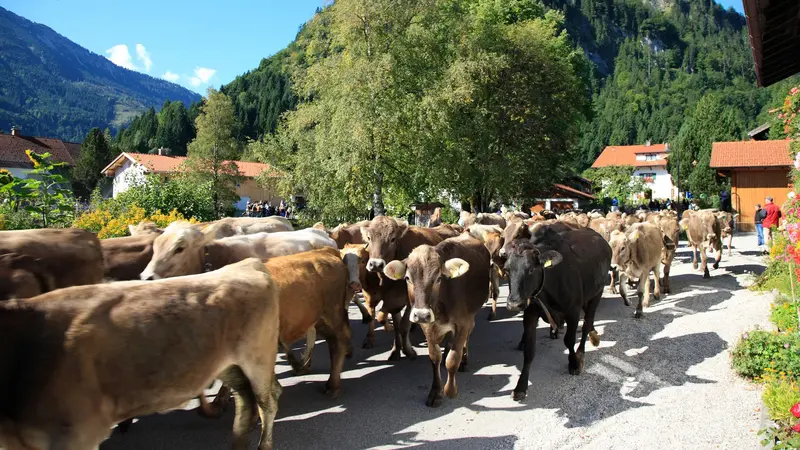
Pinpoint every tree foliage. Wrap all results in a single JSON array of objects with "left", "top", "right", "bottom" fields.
[
  {"left": 0, "top": 151, "right": 75, "bottom": 228},
  {"left": 72, "top": 127, "right": 116, "bottom": 198},
  {"left": 582, "top": 165, "right": 644, "bottom": 205},
  {"left": 186, "top": 89, "right": 242, "bottom": 218}
]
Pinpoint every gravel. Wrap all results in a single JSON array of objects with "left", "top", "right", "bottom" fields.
[{"left": 100, "top": 233, "right": 771, "bottom": 450}]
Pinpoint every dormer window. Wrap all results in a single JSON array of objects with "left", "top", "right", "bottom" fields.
[{"left": 645, "top": 154, "right": 658, "bottom": 161}]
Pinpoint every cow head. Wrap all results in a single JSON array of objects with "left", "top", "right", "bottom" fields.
[
  {"left": 499, "top": 219, "right": 531, "bottom": 258},
  {"left": 608, "top": 229, "right": 630, "bottom": 270},
  {"left": 503, "top": 240, "right": 562, "bottom": 312},
  {"left": 128, "top": 221, "right": 163, "bottom": 236},
  {"left": 140, "top": 221, "right": 217, "bottom": 280},
  {"left": 0, "top": 253, "right": 53, "bottom": 301},
  {"left": 659, "top": 217, "right": 680, "bottom": 264},
  {"left": 382, "top": 245, "right": 469, "bottom": 324},
  {"left": 362, "top": 216, "right": 408, "bottom": 273},
  {"left": 697, "top": 211, "right": 720, "bottom": 246},
  {"left": 341, "top": 244, "right": 368, "bottom": 293}
]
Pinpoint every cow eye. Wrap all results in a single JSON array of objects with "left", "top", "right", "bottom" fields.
[
  {"left": 436, "top": 276, "right": 443, "bottom": 284},
  {"left": 174, "top": 246, "right": 184, "bottom": 254},
  {"left": 390, "top": 237, "right": 396, "bottom": 244}
]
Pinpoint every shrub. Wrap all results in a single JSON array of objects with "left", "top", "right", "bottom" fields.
[
  {"left": 764, "top": 379, "right": 800, "bottom": 423},
  {"left": 73, "top": 204, "right": 198, "bottom": 239},
  {"left": 116, "top": 173, "right": 218, "bottom": 222},
  {"left": 773, "top": 301, "right": 800, "bottom": 333},
  {"left": 731, "top": 330, "right": 800, "bottom": 380}
]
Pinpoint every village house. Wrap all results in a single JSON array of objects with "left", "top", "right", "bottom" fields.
[
  {"left": 710, "top": 139, "right": 792, "bottom": 232},
  {"left": 591, "top": 142, "right": 675, "bottom": 200},
  {"left": 532, "top": 176, "right": 595, "bottom": 211},
  {"left": 0, "top": 127, "right": 81, "bottom": 178},
  {"left": 100, "top": 150, "right": 285, "bottom": 211}
]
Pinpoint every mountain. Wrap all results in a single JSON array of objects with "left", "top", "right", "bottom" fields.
[{"left": 0, "top": 6, "right": 201, "bottom": 143}]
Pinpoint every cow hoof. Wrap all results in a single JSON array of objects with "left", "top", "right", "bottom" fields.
[
  {"left": 388, "top": 350, "right": 401, "bottom": 361},
  {"left": 293, "top": 366, "right": 311, "bottom": 376},
  {"left": 426, "top": 393, "right": 443, "bottom": 407},
  {"left": 403, "top": 347, "right": 418, "bottom": 360},
  {"left": 713, "top": 262, "right": 720, "bottom": 270},
  {"left": 692, "top": 262, "right": 698, "bottom": 270},
  {"left": 361, "top": 339, "right": 374, "bottom": 350},
  {"left": 516, "top": 340, "right": 524, "bottom": 351},
  {"left": 622, "top": 296, "right": 631, "bottom": 307},
  {"left": 324, "top": 385, "right": 341, "bottom": 399},
  {"left": 568, "top": 360, "right": 582, "bottom": 375},
  {"left": 634, "top": 310, "right": 643, "bottom": 319},
  {"left": 487, "top": 310, "right": 496, "bottom": 321},
  {"left": 703, "top": 271, "right": 710, "bottom": 279},
  {"left": 549, "top": 329, "right": 558, "bottom": 340},
  {"left": 653, "top": 292, "right": 660, "bottom": 301},
  {"left": 512, "top": 390, "right": 527, "bottom": 401},
  {"left": 361, "top": 315, "right": 371, "bottom": 324},
  {"left": 444, "top": 384, "right": 458, "bottom": 399}
]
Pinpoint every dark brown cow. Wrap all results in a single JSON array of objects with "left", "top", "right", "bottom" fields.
[
  {"left": 0, "top": 258, "right": 281, "bottom": 450},
  {"left": 362, "top": 216, "right": 443, "bottom": 360},
  {"left": 0, "top": 229, "right": 104, "bottom": 301},
  {"left": 504, "top": 226, "right": 611, "bottom": 401},
  {"left": 384, "top": 234, "right": 490, "bottom": 407},
  {"left": 100, "top": 230, "right": 163, "bottom": 281}
]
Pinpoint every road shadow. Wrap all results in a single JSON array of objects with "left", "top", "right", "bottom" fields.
[{"left": 102, "top": 269, "right": 736, "bottom": 449}]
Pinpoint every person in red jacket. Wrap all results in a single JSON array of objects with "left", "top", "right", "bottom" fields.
[{"left": 762, "top": 196, "right": 782, "bottom": 251}]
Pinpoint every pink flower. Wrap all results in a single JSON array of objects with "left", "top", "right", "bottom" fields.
[
  {"left": 793, "top": 422, "right": 800, "bottom": 433},
  {"left": 786, "top": 343, "right": 791, "bottom": 349}
]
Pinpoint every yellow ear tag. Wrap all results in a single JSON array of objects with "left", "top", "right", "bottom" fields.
[{"left": 543, "top": 260, "right": 552, "bottom": 268}]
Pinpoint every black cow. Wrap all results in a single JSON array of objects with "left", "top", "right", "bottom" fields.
[{"left": 504, "top": 225, "right": 612, "bottom": 401}]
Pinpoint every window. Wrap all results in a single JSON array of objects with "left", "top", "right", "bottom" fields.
[
  {"left": 639, "top": 172, "right": 656, "bottom": 184},
  {"left": 645, "top": 154, "right": 658, "bottom": 161}
]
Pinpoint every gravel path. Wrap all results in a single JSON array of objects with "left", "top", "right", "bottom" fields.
[{"left": 101, "top": 233, "right": 771, "bottom": 450}]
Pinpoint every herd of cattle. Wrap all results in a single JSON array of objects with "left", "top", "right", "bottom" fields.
[{"left": 0, "top": 207, "right": 735, "bottom": 449}]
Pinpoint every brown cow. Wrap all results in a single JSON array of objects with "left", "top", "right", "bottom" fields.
[
  {"left": 341, "top": 243, "right": 390, "bottom": 349},
  {"left": 576, "top": 213, "right": 591, "bottom": 228},
  {"left": 476, "top": 213, "right": 507, "bottom": 229},
  {"left": 0, "top": 229, "right": 103, "bottom": 301},
  {"left": 431, "top": 224, "right": 461, "bottom": 240},
  {"left": 658, "top": 215, "right": 680, "bottom": 294},
  {"left": 100, "top": 225, "right": 164, "bottom": 281},
  {"left": 681, "top": 210, "right": 722, "bottom": 278},
  {"left": 609, "top": 223, "right": 663, "bottom": 318},
  {"left": 383, "top": 234, "right": 490, "bottom": 407},
  {"left": 465, "top": 224, "right": 505, "bottom": 320},
  {"left": 362, "top": 216, "right": 443, "bottom": 360},
  {"left": 715, "top": 211, "right": 734, "bottom": 256},
  {"left": 330, "top": 220, "right": 370, "bottom": 249},
  {"left": 0, "top": 258, "right": 281, "bottom": 450}
]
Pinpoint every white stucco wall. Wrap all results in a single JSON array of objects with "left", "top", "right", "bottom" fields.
[
  {"left": 634, "top": 166, "right": 675, "bottom": 199},
  {"left": 112, "top": 160, "right": 147, "bottom": 198},
  {"left": 4, "top": 167, "right": 34, "bottom": 179}
]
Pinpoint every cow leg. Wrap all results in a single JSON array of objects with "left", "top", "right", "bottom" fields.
[
  {"left": 635, "top": 274, "right": 648, "bottom": 319},
  {"left": 298, "top": 328, "right": 317, "bottom": 373},
  {"left": 692, "top": 246, "right": 698, "bottom": 270},
  {"left": 565, "top": 314, "right": 580, "bottom": 375},
  {"left": 516, "top": 332, "right": 524, "bottom": 351},
  {"left": 444, "top": 323, "right": 472, "bottom": 400},
  {"left": 513, "top": 304, "right": 540, "bottom": 401},
  {"left": 325, "top": 316, "right": 351, "bottom": 399},
  {"left": 400, "top": 306, "right": 417, "bottom": 359},
  {"left": 219, "top": 367, "right": 259, "bottom": 450},
  {"left": 282, "top": 338, "right": 309, "bottom": 376},
  {"left": 652, "top": 264, "right": 661, "bottom": 301},
  {"left": 425, "top": 325, "right": 444, "bottom": 407},
  {"left": 459, "top": 336, "right": 469, "bottom": 372},
  {"left": 242, "top": 369, "right": 280, "bottom": 450},
  {"left": 713, "top": 244, "right": 721, "bottom": 270},
  {"left": 662, "top": 262, "right": 671, "bottom": 294},
  {"left": 388, "top": 310, "right": 404, "bottom": 361},
  {"left": 353, "top": 293, "right": 372, "bottom": 324},
  {"left": 488, "top": 267, "right": 500, "bottom": 320},
  {"left": 727, "top": 235, "right": 733, "bottom": 256},
  {"left": 700, "top": 247, "right": 710, "bottom": 278},
  {"left": 609, "top": 267, "right": 618, "bottom": 294},
  {"left": 619, "top": 271, "right": 631, "bottom": 306},
  {"left": 575, "top": 294, "right": 602, "bottom": 375},
  {"left": 362, "top": 318, "right": 375, "bottom": 349}
]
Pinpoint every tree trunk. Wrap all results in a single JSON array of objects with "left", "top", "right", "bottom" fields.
[{"left": 373, "top": 154, "right": 385, "bottom": 217}]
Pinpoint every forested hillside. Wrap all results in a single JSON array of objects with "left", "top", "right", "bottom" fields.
[{"left": 0, "top": 7, "right": 200, "bottom": 142}]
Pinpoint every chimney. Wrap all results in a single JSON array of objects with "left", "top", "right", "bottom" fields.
[
  {"left": 10, "top": 126, "right": 18, "bottom": 136},
  {"left": 157, "top": 147, "right": 164, "bottom": 156},
  {"left": 645, "top": 139, "right": 651, "bottom": 147}
]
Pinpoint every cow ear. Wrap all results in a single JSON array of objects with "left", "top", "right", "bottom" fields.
[
  {"left": 383, "top": 260, "right": 407, "bottom": 280},
  {"left": 128, "top": 224, "right": 137, "bottom": 236},
  {"left": 443, "top": 258, "right": 470, "bottom": 278},
  {"left": 539, "top": 250, "right": 562, "bottom": 268},
  {"left": 201, "top": 223, "right": 222, "bottom": 244},
  {"left": 396, "top": 220, "right": 409, "bottom": 237}
]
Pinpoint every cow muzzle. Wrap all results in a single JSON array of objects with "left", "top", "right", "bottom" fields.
[
  {"left": 410, "top": 307, "right": 434, "bottom": 324},
  {"left": 498, "top": 247, "right": 507, "bottom": 258},
  {"left": 349, "top": 281, "right": 362, "bottom": 292},
  {"left": 506, "top": 296, "right": 528, "bottom": 313},
  {"left": 366, "top": 258, "right": 386, "bottom": 273},
  {"left": 140, "top": 269, "right": 160, "bottom": 281}
]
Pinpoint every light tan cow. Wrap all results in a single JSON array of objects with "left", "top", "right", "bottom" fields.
[
  {"left": 681, "top": 210, "right": 722, "bottom": 278},
  {"left": 0, "top": 258, "right": 281, "bottom": 450},
  {"left": 715, "top": 211, "right": 734, "bottom": 256},
  {"left": 658, "top": 215, "right": 680, "bottom": 294},
  {"left": 202, "top": 216, "right": 293, "bottom": 239},
  {"left": 0, "top": 228, "right": 104, "bottom": 301},
  {"left": 476, "top": 213, "right": 507, "bottom": 229},
  {"left": 609, "top": 222, "right": 663, "bottom": 318}
]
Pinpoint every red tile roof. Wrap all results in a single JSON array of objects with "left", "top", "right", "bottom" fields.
[
  {"left": 0, "top": 134, "right": 80, "bottom": 168},
  {"left": 102, "top": 152, "right": 279, "bottom": 178},
  {"left": 591, "top": 144, "right": 668, "bottom": 168},
  {"left": 553, "top": 183, "right": 596, "bottom": 200},
  {"left": 709, "top": 140, "right": 792, "bottom": 168}
]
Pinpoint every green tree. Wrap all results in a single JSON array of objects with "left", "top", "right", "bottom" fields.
[
  {"left": 0, "top": 151, "right": 75, "bottom": 227},
  {"left": 582, "top": 165, "right": 645, "bottom": 206},
  {"left": 154, "top": 101, "right": 193, "bottom": 155},
  {"left": 186, "top": 88, "right": 242, "bottom": 218},
  {"left": 72, "top": 128, "right": 115, "bottom": 198}
]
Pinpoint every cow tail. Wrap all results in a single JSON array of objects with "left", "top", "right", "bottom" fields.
[{"left": 589, "top": 330, "right": 600, "bottom": 347}]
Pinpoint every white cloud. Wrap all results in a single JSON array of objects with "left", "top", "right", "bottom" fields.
[
  {"left": 189, "top": 67, "right": 217, "bottom": 86},
  {"left": 135, "top": 44, "right": 152, "bottom": 72},
  {"left": 162, "top": 71, "right": 180, "bottom": 82},
  {"left": 106, "top": 44, "right": 135, "bottom": 70}
]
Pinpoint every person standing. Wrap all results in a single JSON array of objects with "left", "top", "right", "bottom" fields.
[
  {"left": 754, "top": 203, "right": 766, "bottom": 251},
  {"left": 762, "top": 196, "right": 783, "bottom": 250}
]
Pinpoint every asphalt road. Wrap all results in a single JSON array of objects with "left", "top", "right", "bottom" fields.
[{"left": 100, "top": 233, "right": 770, "bottom": 450}]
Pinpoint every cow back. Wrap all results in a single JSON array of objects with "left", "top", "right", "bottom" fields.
[
  {"left": 398, "top": 227, "right": 443, "bottom": 260},
  {"left": 100, "top": 234, "right": 159, "bottom": 281},
  {"left": 0, "top": 229, "right": 103, "bottom": 292},
  {"left": 436, "top": 235, "right": 492, "bottom": 316}
]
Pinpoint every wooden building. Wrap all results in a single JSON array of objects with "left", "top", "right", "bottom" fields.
[
  {"left": 532, "top": 177, "right": 595, "bottom": 212},
  {"left": 710, "top": 140, "right": 792, "bottom": 231},
  {"left": 743, "top": 0, "right": 800, "bottom": 87}
]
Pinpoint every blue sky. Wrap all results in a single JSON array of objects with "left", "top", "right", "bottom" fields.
[
  {"left": 4, "top": 0, "right": 744, "bottom": 95},
  {"left": 3, "top": 0, "right": 326, "bottom": 94}
]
